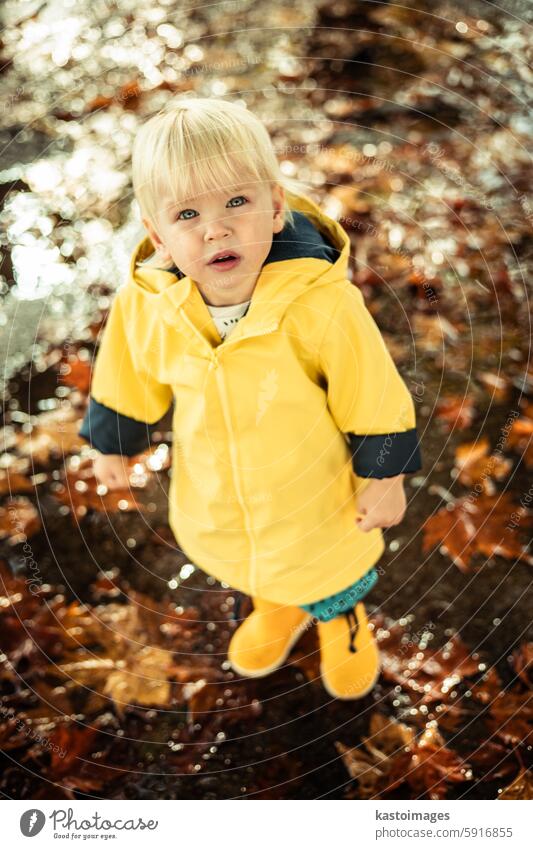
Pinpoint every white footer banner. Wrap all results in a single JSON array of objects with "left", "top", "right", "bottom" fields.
[{"left": 4, "top": 799, "right": 531, "bottom": 847}]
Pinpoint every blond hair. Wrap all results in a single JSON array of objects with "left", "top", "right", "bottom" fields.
[{"left": 132, "top": 97, "right": 301, "bottom": 269}]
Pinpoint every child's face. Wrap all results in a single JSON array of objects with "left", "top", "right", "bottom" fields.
[{"left": 143, "top": 180, "right": 285, "bottom": 307}]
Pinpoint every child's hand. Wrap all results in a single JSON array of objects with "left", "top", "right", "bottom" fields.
[
  {"left": 93, "top": 452, "right": 131, "bottom": 490},
  {"left": 355, "top": 474, "right": 407, "bottom": 533}
]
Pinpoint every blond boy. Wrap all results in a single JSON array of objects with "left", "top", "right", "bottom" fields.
[{"left": 79, "top": 98, "right": 422, "bottom": 699}]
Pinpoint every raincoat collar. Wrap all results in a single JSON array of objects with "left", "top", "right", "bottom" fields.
[{"left": 129, "top": 191, "right": 350, "bottom": 341}]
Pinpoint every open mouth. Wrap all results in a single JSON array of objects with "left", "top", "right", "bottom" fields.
[{"left": 208, "top": 252, "right": 241, "bottom": 270}]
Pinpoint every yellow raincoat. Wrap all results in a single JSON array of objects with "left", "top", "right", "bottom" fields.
[{"left": 80, "top": 192, "right": 421, "bottom": 606}]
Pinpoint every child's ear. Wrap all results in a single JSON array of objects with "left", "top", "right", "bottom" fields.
[
  {"left": 272, "top": 184, "right": 286, "bottom": 234},
  {"left": 142, "top": 217, "right": 172, "bottom": 260}
]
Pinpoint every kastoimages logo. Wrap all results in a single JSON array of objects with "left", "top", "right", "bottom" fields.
[{"left": 20, "top": 809, "right": 46, "bottom": 836}]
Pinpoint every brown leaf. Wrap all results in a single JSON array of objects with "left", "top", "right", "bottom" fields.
[
  {"left": 454, "top": 438, "right": 512, "bottom": 492},
  {"left": 0, "top": 468, "right": 35, "bottom": 496},
  {"left": 377, "top": 618, "right": 478, "bottom": 708},
  {"left": 477, "top": 371, "right": 511, "bottom": 403},
  {"left": 498, "top": 768, "right": 533, "bottom": 799},
  {"left": 386, "top": 722, "right": 472, "bottom": 800},
  {"left": 486, "top": 689, "right": 533, "bottom": 746},
  {"left": 422, "top": 493, "right": 533, "bottom": 572},
  {"left": 337, "top": 712, "right": 414, "bottom": 798},
  {"left": 507, "top": 416, "right": 533, "bottom": 469},
  {"left": 57, "top": 356, "right": 92, "bottom": 394},
  {"left": 470, "top": 666, "right": 503, "bottom": 704},
  {"left": 103, "top": 646, "right": 172, "bottom": 711},
  {"left": 0, "top": 496, "right": 41, "bottom": 544},
  {"left": 336, "top": 742, "right": 390, "bottom": 799},
  {"left": 434, "top": 395, "right": 476, "bottom": 431},
  {"left": 50, "top": 597, "right": 198, "bottom": 713},
  {"left": 338, "top": 713, "right": 471, "bottom": 800},
  {"left": 47, "top": 725, "right": 99, "bottom": 778}
]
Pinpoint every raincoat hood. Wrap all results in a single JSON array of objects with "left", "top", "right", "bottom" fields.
[{"left": 128, "top": 190, "right": 350, "bottom": 342}]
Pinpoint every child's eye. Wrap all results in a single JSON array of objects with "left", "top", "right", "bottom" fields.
[
  {"left": 227, "top": 195, "right": 248, "bottom": 207},
  {"left": 175, "top": 196, "right": 247, "bottom": 220}
]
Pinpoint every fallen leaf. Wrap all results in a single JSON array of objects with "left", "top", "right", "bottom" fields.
[
  {"left": 422, "top": 493, "right": 533, "bottom": 572},
  {"left": 453, "top": 438, "right": 512, "bottom": 492},
  {"left": 486, "top": 689, "right": 533, "bottom": 746},
  {"left": 47, "top": 725, "right": 99, "bottom": 778},
  {"left": 434, "top": 395, "right": 476, "bottom": 431},
  {"left": 57, "top": 356, "right": 92, "bottom": 394},
  {"left": 477, "top": 371, "right": 511, "bottom": 403},
  {"left": 337, "top": 712, "right": 414, "bottom": 798},
  {"left": 0, "top": 497, "right": 41, "bottom": 544},
  {"left": 0, "top": 470, "right": 36, "bottom": 496},
  {"left": 377, "top": 618, "right": 478, "bottom": 708},
  {"left": 507, "top": 415, "right": 533, "bottom": 469},
  {"left": 385, "top": 722, "right": 472, "bottom": 800},
  {"left": 498, "top": 768, "right": 533, "bottom": 799},
  {"left": 338, "top": 713, "right": 471, "bottom": 800},
  {"left": 104, "top": 646, "right": 172, "bottom": 711}
]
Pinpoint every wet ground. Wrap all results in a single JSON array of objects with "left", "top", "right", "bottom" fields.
[{"left": 0, "top": 0, "right": 532, "bottom": 799}]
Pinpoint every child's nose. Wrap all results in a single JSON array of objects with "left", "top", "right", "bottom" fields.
[{"left": 204, "top": 217, "right": 232, "bottom": 241}]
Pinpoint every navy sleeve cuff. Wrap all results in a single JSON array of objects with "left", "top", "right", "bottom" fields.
[
  {"left": 79, "top": 396, "right": 164, "bottom": 456},
  {"left": 348, "top": 428, "right": 422, "bottom": 478}
]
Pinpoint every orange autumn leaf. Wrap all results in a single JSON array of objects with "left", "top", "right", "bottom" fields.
[
  {"left": 453, "top": 437, "right": 512, "bottom": 491},
  {"left": 0, "top": 470, "right": 36, "bottom": 496},
  {"left": 422, "top": 493, "right": 533, "bottom": 572},
  {"left": 507, "top": 415, "right": 533, "bottom": 469},
  {"left": 0, "top": 497, "right": 41, "bottom": 545},
  {"left": 58, "top": 356, "right": 92, "bottom": 394},
  {"left": 434, "top": 395, "right": 476, "bottom": 431},
  {"left": 477, "top": 371, "right": 511, "bottom": 403}
]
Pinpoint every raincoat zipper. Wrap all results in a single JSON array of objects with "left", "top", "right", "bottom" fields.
[
  {"left": 215, "top": 363, "right": 259, "bottom": 596},
  {"left": 212, "top": 324, "right": 279, "bottom": 597},
  {"left": 179, "top": 307, "right": 278, "bottom": 596}
]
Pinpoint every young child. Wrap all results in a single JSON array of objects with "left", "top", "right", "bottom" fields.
[{"left": 79, "top": 97, "right": 422, "bottom": 700}]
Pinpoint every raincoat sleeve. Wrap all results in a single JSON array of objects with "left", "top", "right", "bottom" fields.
[
  {"left": 78, "top": 288, "right": 174, "bottom": 456},
  {"left": 319, "top": 282, "right": 422, "bottom": 478}
]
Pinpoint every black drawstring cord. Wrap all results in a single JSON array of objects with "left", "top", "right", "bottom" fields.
[
  {"left": 232, "top": 594, "right": 242, "bottom": 623},
  {"left": 345, "top": 608, "right": 359, "bottom": 653}
]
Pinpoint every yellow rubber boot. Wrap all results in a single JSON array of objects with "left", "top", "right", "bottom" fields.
[
  {"left": 317, "top": 602, "right": 381, "bottom": 699},
  {"left": 228, "top": 597, "right": 311, "bottom": 677}
]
